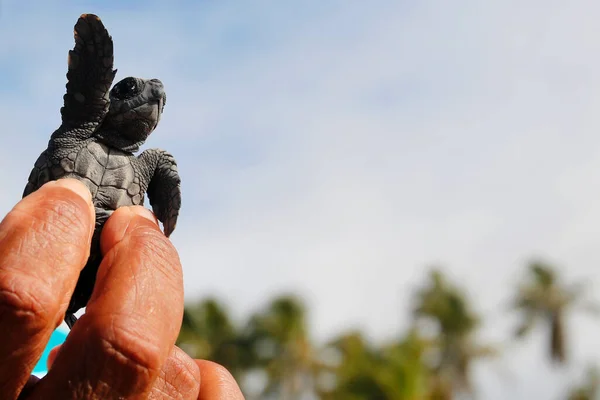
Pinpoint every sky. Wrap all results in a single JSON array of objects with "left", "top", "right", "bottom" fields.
[{"left": 1, "top": 1, "right": 600, "bottom": 398}]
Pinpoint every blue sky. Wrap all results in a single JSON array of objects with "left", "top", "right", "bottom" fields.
[{"left": 2, "top": 1, "right": 600, "bottom": 398}]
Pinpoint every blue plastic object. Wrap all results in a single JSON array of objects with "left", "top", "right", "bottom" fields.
[{"left": 32, "top": 327, "right": 69, "bottom": 377}]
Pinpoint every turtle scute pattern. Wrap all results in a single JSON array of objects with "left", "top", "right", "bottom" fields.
[{"left": 62, "top": 141, "right": 143, "bottom": 210}]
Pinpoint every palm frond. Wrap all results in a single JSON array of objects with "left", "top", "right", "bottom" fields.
[{"left": 550, "top": 310, "right": 566, "bottom": 364}]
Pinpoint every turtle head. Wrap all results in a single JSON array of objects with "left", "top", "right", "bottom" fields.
[{"left": 97, "top": 77, "right": 166, "bottom": 152}]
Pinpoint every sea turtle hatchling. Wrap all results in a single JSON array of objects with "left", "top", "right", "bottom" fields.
[{"left": 22, "top": 14, "right": 182, "bottom": 329}]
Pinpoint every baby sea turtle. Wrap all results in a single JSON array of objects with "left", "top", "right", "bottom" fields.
[{"left": 23, "top": 14, "right": 182, "bottom": 329}]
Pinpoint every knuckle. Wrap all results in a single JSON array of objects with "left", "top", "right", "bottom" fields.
[
  {"left": 0, "top": 274, "right": 58, "bottom": 330},
  {"left": 86, "top": 316, "right": 164, "bottom": 380}
]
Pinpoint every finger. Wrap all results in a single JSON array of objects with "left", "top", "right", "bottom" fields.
[
  {"left": 46, "top": 345, "right": 62, "bottom": 369},
  {"left": 31, "top": 206, "right": 184, "bottom": 399},
  {"left": 0, "top": 179, "right": 94, "bottom": 399},
  {"left": 195, "top": 360, "right": 245, "bottom": 400},
  {"left": 148, "top": 346, "right": 200, "bottom": 400},
  {"left": 47, "top": 344, "right": 201, "bottom": 400}
]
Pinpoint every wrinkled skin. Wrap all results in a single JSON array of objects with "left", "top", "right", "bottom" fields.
[
  {"left": 23, "top": 14, "right": 181, "bottom": 329},
  {"left": 0, "top": 180, "right": 244, "bottom": 399}
]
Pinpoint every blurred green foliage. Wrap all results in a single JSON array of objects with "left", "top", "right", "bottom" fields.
[{"left": 177, "top": 262, "right": 599, "bottom": 399}]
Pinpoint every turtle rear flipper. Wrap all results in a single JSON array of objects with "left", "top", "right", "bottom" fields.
[{"left": 54, "top": 14, "right": 117, "bottom": 141}]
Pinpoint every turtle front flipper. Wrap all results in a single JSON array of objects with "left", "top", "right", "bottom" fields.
[
  {"left": 53, "top": 14, "right": 117, "bottom": 142},
  {"left": 136, "top": 149, "right": 182, "bottom": 237}
]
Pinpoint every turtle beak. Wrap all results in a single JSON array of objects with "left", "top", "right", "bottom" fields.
[
  {"left": 160, "top": 93, "right": 166, "bottom": 113},
  {"left": 159, "top": 93, "right": 166, "bottom": 115},
  {"left": 154, "top": 94, "right": 165, "bottom": 127},
  {"left": 147, "top": 79, "right": 165, "bottom": 129}
]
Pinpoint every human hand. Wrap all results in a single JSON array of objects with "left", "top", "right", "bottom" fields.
[{"left": 0, "top": 179, "right": 244, "bottom": 399}]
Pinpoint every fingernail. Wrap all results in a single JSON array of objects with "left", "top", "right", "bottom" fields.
[
  {"left": 52, "top": 179, "right": 92, "bottom": 203},
  {"left": 128, "top": 206, "right": 158, "bottom": 226}
]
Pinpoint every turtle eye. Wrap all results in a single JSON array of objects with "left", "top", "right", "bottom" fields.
[{"left": 111, "top": 77, "right": 140, "bottom": 100}]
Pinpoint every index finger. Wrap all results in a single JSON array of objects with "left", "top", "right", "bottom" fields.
[{"left": 0, "top": 179, "right": 94, "bottom": 399}]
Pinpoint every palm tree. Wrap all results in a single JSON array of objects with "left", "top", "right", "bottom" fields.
[
  {"left": 512, "top": 261, "right": 598, "bottom": 364},
  {"left": 413, "top": 268, "right": 496, "bottom": 398},
  {"left": 380, "top": 329, "right": 434, "bottom": 400},
  {"left": 319, "top": 329, "right": 434, "bottom": 400},
  {"left": 245, "top": 294, "right": 322, "bottom": 399},
  {"left": 318, "top": 331, "right": 388, "bottom": 400},
  {"left": 177, "top": 298, "right": 253, "bottom": 379}
]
